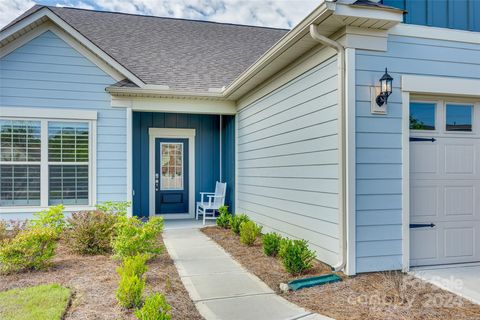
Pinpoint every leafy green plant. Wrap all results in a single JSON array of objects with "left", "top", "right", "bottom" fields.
[
  {"left": 239, "top": 221, "right": 262, "bottom": 246},
  {"left": 64, "top": 210, "right": 118, "bottom": 255},
  {"left": 134, "top": 292, "right": 172, "bottom": 320},
  {"left": 230, "top": 214, "right": 249, "bottom": 235},
  {"left": 117, "top": 254, "right": 148, "bottom": 278},
  {"left": 96, "top": 201, "right": 130, "bottom": 217},
  {"left": 112, "top": 216, "right": 164, "bottom": 259},
  {"left": 116, "top": 272, "right": 145, "bottom": 309},
  {"left": 279, "top": 239, "right": 316, "bottom": 275},
  {"left": 0, "top": 220, "right": 7, "bottom": 242},
  {"left": 262, "top": 232, "right": 282, "bottom": 256},
  {"left": 31, "top": 205, "right": 65, "bottom": 235},
  {"left": 0, "top": 227, "right": 57, "bottom": 274},
  {"left": 216, "top": 206, "right": 231, "bottom": 228}
]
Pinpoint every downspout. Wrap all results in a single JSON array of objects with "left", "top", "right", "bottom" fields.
[{"left": 309, "top": 24, "right": 347, "bottom": 272}]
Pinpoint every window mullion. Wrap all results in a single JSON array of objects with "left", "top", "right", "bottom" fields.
[{"left": 40, "top": 120, "right": 49, "bottom": 207}]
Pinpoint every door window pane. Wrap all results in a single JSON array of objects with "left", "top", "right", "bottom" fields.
[
  {"left": 446, "top": 104, "right": 473, "bottom": 132},
  {"left": 410, "top": 102, "right": 436, "bottom": 130},
  {"left": 160, "top": 143, "right": 183, "bottom": 190}
]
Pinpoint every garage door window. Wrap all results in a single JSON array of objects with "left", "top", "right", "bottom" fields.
[
  {"left": 446, "top": 104, "right": 473, "bottom": 132},
  {"left": 410, "top": 102, "right": 436, "bottom": 130}
]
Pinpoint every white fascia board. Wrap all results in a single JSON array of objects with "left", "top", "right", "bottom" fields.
[
  {"left": 402, "top": 75, "right": 480, "bottom": 97},
  {"left": 1, "top": 106, "right": 97, "bottom": 120},
  {"left": 390, "top": 23, "right": 480, "bottom": 45},
  {"left": 0, "top": 7, "right": 145, "bottom": 87},
  {"left": 111, "top": 96, "right": 236, "bottom": 115}
]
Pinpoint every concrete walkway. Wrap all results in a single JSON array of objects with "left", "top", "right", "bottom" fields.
[{"left": 163, "top": 228, "right": 331, "bottom": 320}]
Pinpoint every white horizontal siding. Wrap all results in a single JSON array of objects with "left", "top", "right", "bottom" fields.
[
  {"left": 237, "top": 56, "right": 340, "bottom": 266},
  {"left": 355, "top": 34, "right": 480, "bottom": 272},
  {"left": 0, "top": 30, "right": 126, "bottom": 219}
]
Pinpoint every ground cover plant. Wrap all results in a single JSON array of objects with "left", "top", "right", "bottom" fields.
[
  {"left": 202, "top": 226, "right": 480, "bottom": 320},
  {"left": 0, "top": 284, "right": 71, "bottom": 320}
]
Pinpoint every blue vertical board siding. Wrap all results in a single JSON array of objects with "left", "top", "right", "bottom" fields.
[
  {"left": 132, "top": 112, "right": 235, "bottom": 217},
  {"left": 0, "top": 31, "right": 126, "bottom": 220},
  {"left": 382, "top": 0, "right": 480, "bottom": 31},
  {"left": 355, "top": 35, "right": 480, "bottom": 273}
]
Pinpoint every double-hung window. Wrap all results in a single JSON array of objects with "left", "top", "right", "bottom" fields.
[{"left": 0, "top": 109, "right": 96, "bottom": 209}]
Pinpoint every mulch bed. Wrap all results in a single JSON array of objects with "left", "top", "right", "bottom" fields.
[
  {"left": 0, "top": 236, "right": 203, "bottom": 320},
  {"left": 202, "top": 226, "right": 480, "bottom": 320}
]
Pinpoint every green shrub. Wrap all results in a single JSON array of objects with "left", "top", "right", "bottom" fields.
[
  {"left": 96, "top": 201, "right": 130, "bottom": 217},
  {"left": 216, "top": 206, "right": 231, "bottom": 229},
  {"left": 230, "top": 214, "right": 249, "bottom": 235},
  {"left": 64, "top": 210, "right": 118, "bottom": 255},
  {"left": 117, "top": 254, "right": 148, "bottom": 278},
  {"left": 279, "top": 239, "right": 316, "bottom": 275},
  {"left": 112, "top": 216, "right": 164, "bottom": 258},
  {"left": 116, "top": 273, "right": 145, "bottom": 309},
  {"left": 31, "top": 205, "right": 65, "bottom": 235},
  {"left": 262, "top": 232, "right": 282, "bottom": 256},
  {"left": 134, "top": 292, "right": 172, "bottom": 320},
  {"left": 0, "top": 227, "right": 57, "bottom": 274},
  {"left": 239, "top": 221, "right": 262, "bottom": 246},
  {"left": 0, "top": 220, "right": 7, "bottom": 242}
]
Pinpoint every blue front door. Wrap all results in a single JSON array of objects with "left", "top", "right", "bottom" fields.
[{"left": 155, "top": 138, "right": 189, "bottom": 214}]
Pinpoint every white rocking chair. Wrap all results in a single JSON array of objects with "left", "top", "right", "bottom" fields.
[{"left": 196, "top": 181, "right": 227, "bottom": 225}]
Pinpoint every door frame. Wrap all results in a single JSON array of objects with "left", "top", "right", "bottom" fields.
[
  {"left": 401, "top": 75, "right": 480, "bottom": 272},
  {"left": 148, "top": 128, "right": 196, "bottom": 219}
]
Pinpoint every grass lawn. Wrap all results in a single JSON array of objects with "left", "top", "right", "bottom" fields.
[{"left": 0, "top": 284, "right": 71, "bottom": 320}]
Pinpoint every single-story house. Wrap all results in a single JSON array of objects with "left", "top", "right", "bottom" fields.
[{"left": 1, "top": 0, "right": 479, "bottom": 275}]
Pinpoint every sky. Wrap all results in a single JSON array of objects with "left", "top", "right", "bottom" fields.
[{"left": 0, "top": 0, "right": 321, "bottom": 29}]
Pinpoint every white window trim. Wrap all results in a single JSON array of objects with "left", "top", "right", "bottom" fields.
[
  {"left": 0, "top": 107, "right": 97, "bottom": 214},
  {"left": 148, "top": 128, "right": 195, "bottom": 220}
]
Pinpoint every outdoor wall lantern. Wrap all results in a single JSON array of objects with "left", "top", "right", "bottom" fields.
[{"left": 376, "top": 68, "right": 393, "bottom": 106}]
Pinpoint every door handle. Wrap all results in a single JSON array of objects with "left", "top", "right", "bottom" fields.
[
  {"left": 409, "top": 223, "right": 435, "bottom": 228},
  {"left": 155, "top": 173, "right": 159, "bottom": 191}
]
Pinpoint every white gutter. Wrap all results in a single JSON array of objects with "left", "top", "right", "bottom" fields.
[{"left": 309, "top": 24, "right": 347, "bottom": 272}]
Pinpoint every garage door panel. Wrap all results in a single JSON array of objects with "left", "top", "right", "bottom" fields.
[
  {"left": 410, "top": 143, "right": 438, "bottom": 174},
  {"left": 410, "top": 228, "right": 438, "bottom": 262},
  {"left": 444, "top": 185, "right": 475, "bottom": 217},
  {"left": 444, "top": 226, "right": 475, "bottom": 259},
  {"left": 444, "top": 144, "right": 475, "bottom": 174},
  {"left": 410, "top": 185, "right": 438, "bottom": 218}
]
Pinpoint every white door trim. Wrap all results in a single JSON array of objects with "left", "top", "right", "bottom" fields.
[
  {"left": 148, "top": 128, "right": 196, "bottom": 219},
  {"left": 401, "top": 75, "right": 480, "bottom": 272}
]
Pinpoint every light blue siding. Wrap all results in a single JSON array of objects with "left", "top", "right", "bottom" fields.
[
  {"left": 237, "top": 55, "right": 340, "bottom": 266},
  {"left": 355, "top": 34, "right": 480, "bottom": 272},
  {"left": 0, "top": 30, "right": 126, "bottom": 219}
]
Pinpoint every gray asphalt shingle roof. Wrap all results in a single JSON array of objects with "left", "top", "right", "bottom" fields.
[{"left": 5, "top": 5, "right": 288, "bottom": 91}]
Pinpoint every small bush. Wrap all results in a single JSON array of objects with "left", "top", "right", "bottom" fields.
[
  {"left": 31, "top": 205, "right": 65, "bottom": 235},
  {"left": 116, "top": 273, "right": 145, "bottom": 309},
  {"left": 216, "top": 206, "right": 231, "bottom": 229},
  {"left": 117, "top": 254, "right": 148, "bottom": 278},
  {"left": 239, "top": 221, "right": 262, "bottom": 246},
  {"left": 112, "top": 216, "right": 164, "bottom": 259},
  {"left": 0, "top": 220, "right": 7, "bottom": 242},
  {"left": 230, "top": 214, "right": 249, "bottom": 235},
  {"left": 96, "top": 201, "right": 130, "bottom": 217},
  {"left": 134, "top": 292, "right": 172, "bottom": 320},
  {"left": 64, "top": 210, "right": 118, "bottom": 255},
  {"left": 262, "top": 232, "right": 282, "bottom": 256},
  {"left": 279, "top": 239, "right": 316, "bottom": 275},
  {"left": 0, "top": 227, "right": 57, "bottom": 274}
]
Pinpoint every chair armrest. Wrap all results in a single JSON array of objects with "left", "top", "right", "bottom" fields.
[
  {"left": 206, "top": 195, "right": 225, "bottom": 206},
  {"left": 199, "top": 192, "right": 214, "bottom": 202}
]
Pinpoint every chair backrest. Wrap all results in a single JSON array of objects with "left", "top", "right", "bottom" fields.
[{"left": 214, "top": 181, "right": 227, "bottom": 207}]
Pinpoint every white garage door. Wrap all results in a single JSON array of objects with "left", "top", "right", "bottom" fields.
[{"left": 410, "top": 99, "right": 480, "bottom": 267}]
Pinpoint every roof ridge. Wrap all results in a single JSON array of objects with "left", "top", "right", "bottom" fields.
[{"left": 48, "top": 5, "right": 290, "bottom": 31}]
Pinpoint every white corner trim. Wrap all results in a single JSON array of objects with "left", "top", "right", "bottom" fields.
[
  {"left": 148, "top": 128, "right": 196, "bottom": 219},
  {"left": 345, "top": 47, "right": 356, "bottom": 276},
  {"left": 1, "top": 107, "right": 97, "bottom": 120},
  {"left": 401, "top": 91, "right": 410, "bottom": 272},
  {"left": 0, "top": 8, "right": 144, "bottom": 87},
  {"left": 126, "top": 107, "right": 133, "bottom": 217},
  {"left": 390, "top": 23, "right": 480, "bottom": 45},
  {"left": 402, "top": 75, "right": 480, "bottom": 97}
]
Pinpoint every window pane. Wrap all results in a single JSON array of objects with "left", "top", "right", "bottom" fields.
[
  {"left": 0, "top": 165, "right": 40, "bottom": 206},
  {"left": 160, "top": 143, "right": 183, "bottom": 190},
  {"left": 49, "top": 165, "right": 88, "bottom": 205},
  {"left": 48, "top": 122, "right": 89, "bottom": 162},
  {"left": 410, "top": 102, "right": 435, "bottom": 130},
  {"left": 0, "top": 120, "right": 41, "bottom": 162},
  {"left": 446, "top": 104, "right": 473, "bottom": 132}
]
